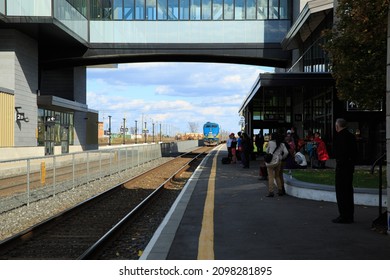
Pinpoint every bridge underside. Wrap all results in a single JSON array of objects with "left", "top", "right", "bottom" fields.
[
  {"left": 42, "top": 42, "right": 290, "bottom": 69},
  {"left": 2, "top": 19, "right": 291, "bottom": 69}
]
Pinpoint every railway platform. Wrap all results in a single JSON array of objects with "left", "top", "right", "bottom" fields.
[{"left": 141, "top": 145, "right": 390, "bottom": 260}]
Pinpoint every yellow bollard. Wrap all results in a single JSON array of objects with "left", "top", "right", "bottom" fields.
[{"left": 41, "top": 162, "right": 46, "bottom": 184}]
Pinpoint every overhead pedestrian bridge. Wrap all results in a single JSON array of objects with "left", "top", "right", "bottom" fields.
[{"left": 0, "top": 0, "right": 292, "bottom": 68}]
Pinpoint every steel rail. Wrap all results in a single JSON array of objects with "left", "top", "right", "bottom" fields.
[
  {"left": 77, "top": 151, "right": 205, "bottom": 260},
  {"left": 0, "top": 148, "right": 208, "bottom": 257}
]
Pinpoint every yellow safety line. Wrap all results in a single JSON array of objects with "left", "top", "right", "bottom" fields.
[{"left": 197, "top": 147, "right": 221, "bottom": 260}]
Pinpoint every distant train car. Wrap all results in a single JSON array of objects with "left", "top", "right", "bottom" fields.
[{"left": 203, "top": 122, "right": 220, "bottom": 146}]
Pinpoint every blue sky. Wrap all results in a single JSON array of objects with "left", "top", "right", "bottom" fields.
[{"left": 87, "top": 62, "right": 274, "bottom": 136}]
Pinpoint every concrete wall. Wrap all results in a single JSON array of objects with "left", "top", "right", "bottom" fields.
[
  {"left": 161, "top": 140, "right": 199, "bottom": 156},
  {"left": 40, "top": 66, "right": 86, "bottom": 103}
]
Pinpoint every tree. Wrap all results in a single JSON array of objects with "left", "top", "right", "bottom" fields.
[
  {"left": 188, "top": 122, "right": 199, "bottom": 133},
  {"left": 323, "top": 0, "right": 389, "bottom": 110}
]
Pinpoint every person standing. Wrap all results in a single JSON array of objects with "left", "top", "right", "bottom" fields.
[
  {"left": 313, "top": 131, "right": 329, "bottom": 168},
  {"left": 255, "top": 130, "right": 265, "bottom": 156},
  {"left": 241, "top": 132, "right": 252, "bottom": 168},
  {"left": 236, "top": 131, "right": 242, "bottom": 162},
  {"left": 226, "top": 133, "right": 234, "bottom": 161},
  {"left": 265, "top": 132, "right": 288, "bottom": 197},
  {"left": 332, "top": 118, "right": 358, "bottom": 224}
]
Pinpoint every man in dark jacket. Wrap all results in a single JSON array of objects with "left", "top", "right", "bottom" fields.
[{"left": 332, "top": 118, "right": 358, "bottom": 223}]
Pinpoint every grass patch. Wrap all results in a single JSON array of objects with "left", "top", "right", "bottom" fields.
[{"left": 286, "top": 168, "right": 386, "bottom": 189}]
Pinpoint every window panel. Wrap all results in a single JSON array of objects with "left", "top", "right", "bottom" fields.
[
  {"left": 269, "top": 0, "right": 279, "bottom": 19},
  {"left": 190, "top": 0, "right": 200, "bottom": 20},
  {"left": 234, "top": 0, "right": 245, "bottom": 20},
  {"left": 179, "top": 0, "right": 189, "bottom": 19},
  {"left": 279, "top": 0, "right": 289, "bottom": 19},
  {"left": 212, "top": 0, "right": 223, "bottom": 20},
  {"left": 135, "top": 0, "right": 145, "bottom": 19},
  {"left": 246, "top": 0, "right": 256, "bottom": 20},
  {"left": 124, "top": 0, "right": 135, "bottom": 19},
  {"left": 168, "top": 0, "right": 179, "bottom": 20},
  {"left": 224, "top": 0, "right": 233, "bottom": 20},
  {"left": 113, "top": 0, "right": 123, "bottom": 19},
  {"left": 157, "top": 0, "right": 167, "bottom": 20},
  {"left": 202, "top": 0, "right": 212, "bottom": 20},
  {"left": 257, "top": 0, "right": 268, "bottom": 19}
]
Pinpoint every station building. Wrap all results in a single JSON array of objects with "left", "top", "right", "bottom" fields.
[
  {"left": 0, "top": 0, "right": 386, "bottom": 165},
  {"left": 239, "top": 0, "right": 386, "bottom": 164},
  {"left": 0, "top": 0, "right": 292, "bottom": 160}
]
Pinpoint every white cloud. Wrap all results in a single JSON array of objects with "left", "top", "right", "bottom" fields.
[{"left": 87, "top": 62, "right": 273, "bottom": 134}]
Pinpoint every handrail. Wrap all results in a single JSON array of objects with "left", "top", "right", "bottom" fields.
[{"left": 370, "top": 152, "right": 386, "bottom": 217}]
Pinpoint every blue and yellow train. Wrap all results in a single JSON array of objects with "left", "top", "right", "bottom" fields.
[{"left": 203, "top": 122, "right": 220, "bottom": 146}]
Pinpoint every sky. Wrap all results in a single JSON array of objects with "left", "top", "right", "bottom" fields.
[{"left": 86, "top": 62, "right": 274, "bottom": 136}]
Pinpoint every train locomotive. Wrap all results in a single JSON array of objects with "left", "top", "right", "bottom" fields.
[{"left": 203, "top": 122, "right": 220, "bottom": 146}]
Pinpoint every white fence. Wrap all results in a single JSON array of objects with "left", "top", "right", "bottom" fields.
[{"left": 0, "top": 144, "right": 161, "bottom": 213}]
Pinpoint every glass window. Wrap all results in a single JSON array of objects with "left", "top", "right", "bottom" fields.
[
  {"left": 235, "top": 0, "right": 245, "bottom": 20},
  {"left": 224, "top": 0, "right": 233, "bottom": 20},
  {"left": 168, "top": 0, "right": 179, "bottom": 20},
  {"left": 124, "top": 0, "right": 135, "bottom": 19},
  {"left": 257, "top": 0, "right": 268, "bottom": 19},
  {"left": 157, "top": 0, "right": 167, "bottom": 20},
  {"left": 279, "top": 0, "right": 289, "bottom": 19},
  {"left": 253, "top": 112, "right": 261, "bottom": 120},
  {"left": 246, "top": 0, "right": 256, "bottom": 20},
  {"left": 67, "top": 0, "right": 88, "bottom": 17},
  {"left": 146, "top": 0, "right": 157, "bottom": 20},
  {"left": 113, "top": 0, "right": 123, "bottom": 19},
  {"left": 135, "top": 0, "right": 145, "bottom": 19},
  {"left": 190, "top": 0, "right": 201, "bottom": 20},
  {"left": 202, "top": 0, "right": 212, "bottom": 20},
  {"left": 179, "top": 0, "right": 190, "bottom": 19},
  {"left": 269, "top": 0, "right": 279, "bottom": 19},
  {"left": 212, "top": 0, "right": 223, "bottom": 20}
]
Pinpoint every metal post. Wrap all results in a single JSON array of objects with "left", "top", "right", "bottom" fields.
[
  {"left": 123, "top": 118, "right": 126, "bottom": 145},
  {"left": 152, "top": 122, "right": 155, "bottom": 143},
  {"left": 379, "top": 161, "right": 383, "bottom": 216},
  {"left": 87, "top": 152, "right": 90, "bottom": 185},
  {"left": 72, "top": 154, "right": 75, "bottom": 189},
  {"left": 160, "top": 123, "right": 162, "bottom": 142},
  {"left": 27, "top": 159, "right": 30, "bottom": 206},
  {"left": 135, "top": 120, "right": 138, "bottom": 144},
  {"left": 108, "top": 115, "right": 112, "bottom": 145},
  {"left": 144, "top": 121, "right": 147, "bottom": 143},
  {"left": 53, "top": 157, "right": 56, "bottom": 197}
]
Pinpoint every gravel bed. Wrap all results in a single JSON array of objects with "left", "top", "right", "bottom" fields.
[{"left": 0, "top": 158, "right": 173, "bottom": 242}]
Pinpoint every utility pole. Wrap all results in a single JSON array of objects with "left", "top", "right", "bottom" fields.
[
  {"left": 135, "top": 120, "right": 138, "bottom": 144},
  {"left": 108, "top": 115, "right": 112, "bottom": 145},
  {"left": 122, "top": 118, "right": 126, "bottom": 145},
  {"left": 159, "top": 123, "right": 162, "bottom": 142},
  {"left": 152, "top": 122, "right": 155, "bottom": 143},
  {"left": 144, "top": 121, "right": 147, "bottom": 143}
]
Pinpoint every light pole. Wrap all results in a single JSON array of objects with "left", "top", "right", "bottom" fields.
[
  {"left": 152, "top": 122, "right": 155, "bottom": 143},
  {"left": 159, "top": 123, "right": 162, "bottom": 142},
  {"left": 144, "top": 121, "right": 147, "bottom": 143},
  {"left": 123, "top": 118, "right": 126, "bottom": 145},
  {"left": 108, "top": 115, "right": 112, "bottom": 146},
  {"left": 135, "top": 120, "right": 138, "bottom": 144}
]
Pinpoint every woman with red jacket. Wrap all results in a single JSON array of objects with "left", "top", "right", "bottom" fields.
[{"left": 313, "top": 132, "right": 329, "bottom": 168}]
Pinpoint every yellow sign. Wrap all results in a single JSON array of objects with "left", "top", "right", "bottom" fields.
[{"left": 41, "top": 162, "right": 46, "bottom": 184}]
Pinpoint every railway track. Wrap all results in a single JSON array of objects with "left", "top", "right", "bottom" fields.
[{"left": 0, "top": 147, "right": 212, "bottom": 259}]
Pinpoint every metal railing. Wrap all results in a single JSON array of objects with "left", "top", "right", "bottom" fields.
[
  {"left": 370, "top": 152, "right": 387, "bottom": 217},
  {"left": 0, "top": 144, "right": 161, "bottom": 213}
]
